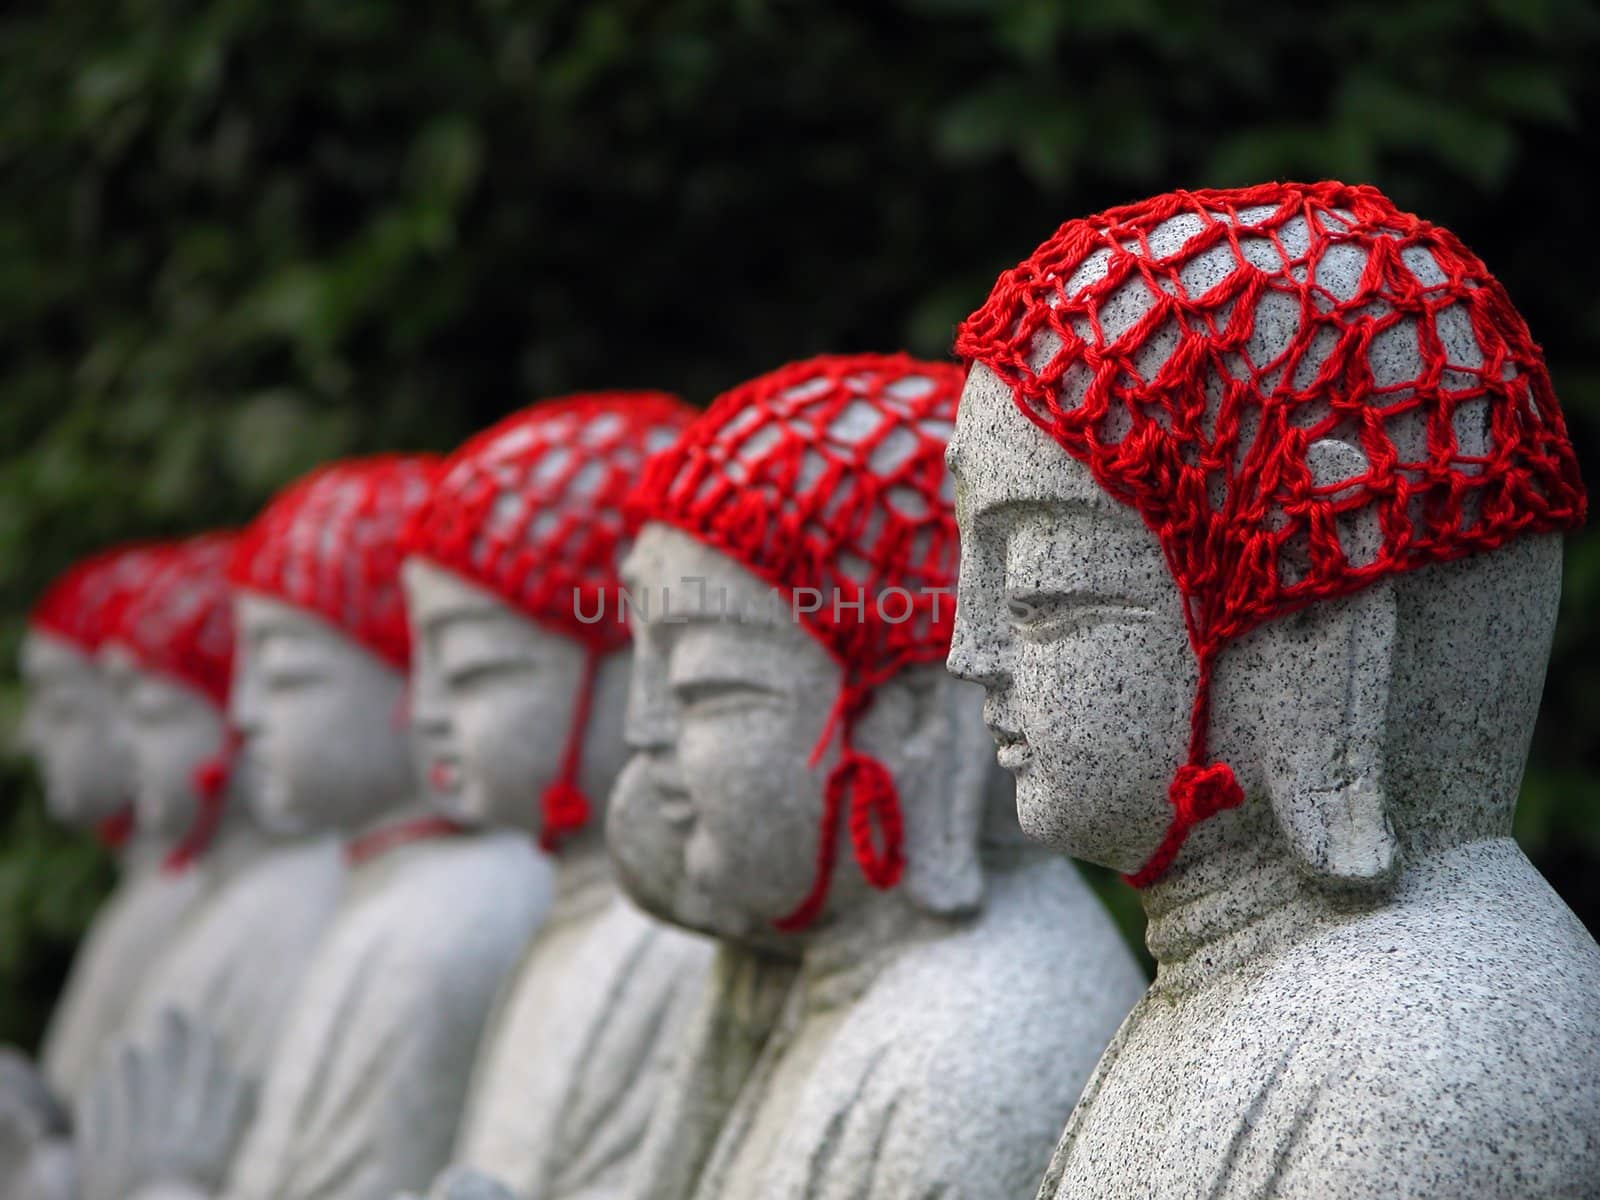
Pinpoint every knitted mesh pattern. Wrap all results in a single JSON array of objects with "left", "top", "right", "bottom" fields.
[
  {"left": 109, "top": 533, "right": 239, "bottom": 710},
  {"left": 229, "top": 455, "right": 439, "bottom": 669},
  {"left": 30, "top": 544, "right": 168, "bottom": 655},
  {"left": 954, "top": 180, "right": 1588, "bottom": 886},
  {"left": 402, "top": 392, "right": 696, "bottom": 850},
  {"left": 630, "top": 352, "right": 965, "bottom": 929},
  {"left": 403, "top": 392, "right": 695, "bottom": 651}
]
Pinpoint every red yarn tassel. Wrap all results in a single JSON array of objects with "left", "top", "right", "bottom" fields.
[
  {"left": 538, "top": 780, "right": 591, "bottom": 853},
  {"left": 538, "top": 648, "right": 599, "bottom": 853}
]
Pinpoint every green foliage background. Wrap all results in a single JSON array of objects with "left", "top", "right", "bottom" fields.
[{"left": 2, "top": 0, "right": 1598, "bottom": 1043}]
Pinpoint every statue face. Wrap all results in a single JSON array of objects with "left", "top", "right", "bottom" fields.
[
  {"left": 946, "top": 363, "right": 1197, "bottom": 873},
  {"left": 610, "top": 524, "right": 851, "bottom": 944},
  {"left": 233, "top": 592, "right": 414, "bottom": 836},
  {"left": 18, "top": 633, "right": 128, "bottom": 825},
  {"left": 402, "top": 559, "right": 628, "bottom": 834},
  {"left": 99, "top": 647, "right": 225, "bottom": 839}
]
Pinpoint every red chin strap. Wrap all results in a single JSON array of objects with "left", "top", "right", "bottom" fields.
[
  {"left": 162, "top": 727, "right": 239, "bottom": 875},
  {"left": 773, "top": 678, "right": 906, "bottom": 932},
  {"left": 538, "top": 647, "right": 600, "bottom": 853},
  {"left": 344, "top": 814, "right": 468, "bottom": 867},
  {"left": 1123, "top": 657, "right": 1245, "bottom": 889}
]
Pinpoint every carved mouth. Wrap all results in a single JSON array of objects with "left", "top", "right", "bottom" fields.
[
  {"left": 988, "top": 726, "right": 1032, "bottom": 770},
  {"left": 655, "top": 785, "right": 694, "bottom": 830},
  {"left": 428, "top": 760, "right": 461, "bottom": 793}
]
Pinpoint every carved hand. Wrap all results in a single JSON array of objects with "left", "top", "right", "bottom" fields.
[
  {"left": 75, "top": 1010, "right": 255, "bottom": 1200},
  {"left": 0, "top": 1047, "right": 67, "bottom": 1196}
]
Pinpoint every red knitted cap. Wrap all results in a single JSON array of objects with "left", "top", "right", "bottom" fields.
[
  {"left": 954, "top": 180, "right": 1588, "bottom": 886},
  {"left": 105, "top": 532, "right": 240, "bottom": 873},
  {"left": 403, "top": 392, "right": 696, "bottom": 849},
  {"left": 30, "top": 544, "right": 167, "bottom": 655},
  {"left": 630, "top": 352, "right": 965, "bottom": 929},
  {"left": 229, "top": 455, "right": 439, "bottom": 670},
  {"left": 108, "top": 533, "right": 238, "bottom": 711},
  {"left": 404, "top": 392, "right": 695, "bottom": 650}
]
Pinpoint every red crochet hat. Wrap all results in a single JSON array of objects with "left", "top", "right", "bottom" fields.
[
  {"left": 954, "top": 180, "right": 1588, "bottom": 887},
  {"left": 403, "top": 392, "right": 697, "bottom": 850},
  {"left": 109, "top": 533, "right": 238, "bottom": 710},
  {"left": 31, "top": 543, "right": 171, "bottom": 850},
  {"left": 229, "top": 455, "right": 439, "bottom": 670},
  {"left": 30, "top": 544, "right": 168, "bottom": 655},
  {"left": 630, "top": 352, "right": 965, "bottom": 930},
  {"left": 106, "top": 532, "right": 240, "bottom": 872}
]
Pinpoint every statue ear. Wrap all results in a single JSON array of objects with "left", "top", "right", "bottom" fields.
[
  {"left": 1257, "top": 438, "right": 1400, "bottom": 887},
  {"left": 876, "top": 667, "right": 987, "bottom": 917}
]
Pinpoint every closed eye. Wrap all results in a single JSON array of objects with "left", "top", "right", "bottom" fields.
[
  {"left": 1005, "top": 590, "right": 1155, "bottom": 633},
  {"left": 443, "top": 657, "right": 535, "bottom": 691},
  {"left": 263, "top": 669, "right": 327, "bottom": 692},
  {"left": 672, "top": 677, "right": 783, "bottom": 714}
]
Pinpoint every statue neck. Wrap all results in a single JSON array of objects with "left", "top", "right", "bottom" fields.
[
  {"left": 121, "top": 828, "right": 170, "bottom": 876},
  {"left": 1140, "top": 827, "right": 1318, "bottom": 997},
  {"left": 548, "top": 823, "right": 614, "bottom": 926},
  {"left": 798, "top": 887, "right": 939, "bottom": 1012},
  {"left": 204, "top": 790, "right": 269, "bottom": 880}
]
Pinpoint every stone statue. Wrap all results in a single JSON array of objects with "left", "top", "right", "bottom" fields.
[
  {"left": 609, "top": 354, "right": 1146, "bottom": 1200},
  {"left": 75, "top": 534, "right": 346, "bottom": 1200},
  {"left": 86, "top": 456, "right": 550, "bottom": 1200},
  {"left": 946, "top": 180, "right": 1600, "bottom": 1198},
  {"left": 5, "top": 536, "right": 260, "bottom": 1200},
  {"left": 395, "top": 394, "right": 713, "bottom": 1200},
  {"left": 11, "top": 545, "right": 203, "bottom": 1110}
]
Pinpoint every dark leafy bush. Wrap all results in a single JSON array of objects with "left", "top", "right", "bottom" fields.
[{"left": 3, "top": 0, "right": 1597, "bottom": 1038}]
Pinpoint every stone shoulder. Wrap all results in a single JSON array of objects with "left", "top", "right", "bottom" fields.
[{"left": 1240, "top": 882, "right": 1600, "bottom": 1197}]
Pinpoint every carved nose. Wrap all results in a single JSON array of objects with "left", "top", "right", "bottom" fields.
[
  {"left": 946, "top": 614, "right": 1007, "bottom": 689},
  {"left": 623, "top": 677, "right": 677, "bottom": 754}
]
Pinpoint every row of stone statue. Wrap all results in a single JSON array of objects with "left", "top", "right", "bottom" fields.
[{"left": 3, "top": 180, "right": 1598, "bottom": 1200}]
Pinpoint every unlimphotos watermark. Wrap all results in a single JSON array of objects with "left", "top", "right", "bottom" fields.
[{"left": 574, "top": 576, "right": 953, "bottom": 627}]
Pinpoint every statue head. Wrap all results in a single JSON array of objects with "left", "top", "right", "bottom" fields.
[
  {"left": 947, "top": 181, "right": 1586, "bottom": 890},
  {"left": 228, "top": 455, "right": 437, "bottom": 836},
  {"left": 400, "top": 393, "right": 695, "bottom": 845},
  {"left": 20, "top": 545, "right": 163, "bottom": 830},
  {"left": 612, "top": 354, "right": 1009, "bottom": 949},
  {"left": 99, "top": 533, "right": 241, "bottom": 869}
]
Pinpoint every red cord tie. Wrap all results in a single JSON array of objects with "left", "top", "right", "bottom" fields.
[
  {"left": 1169, "top": 761, "right": 1244, "bottom": 825},
  {"left": 774, "top": 682, "right": 907, "bottom": 932},
  {"left": 94, "top": 805, "right": 136, "bottom": 852},
  {"left": 538, "top": 647, "right": 600, "bottom": 853},
  {"left": 164, "top": 728, "right": 238, "bottom": 874},
  {"left": 836, "top": 750, "right": 905, "bottom": 889}
]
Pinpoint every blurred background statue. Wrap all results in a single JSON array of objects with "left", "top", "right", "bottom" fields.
[
  {"left": 90, "top": 457, "right": 549, "bottom": 1200},
  {"left": 398, "top": 393, "right": 713, "bottom": 1200},
  {"left": 610, "top": 354, "right": 1146, "bottom": 1199},
  {"left": 5, "top": 536, "right": 260, "bottom": 1200}
]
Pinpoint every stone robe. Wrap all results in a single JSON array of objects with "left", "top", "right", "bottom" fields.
[
  {"left": 439, "top": 853, "right": 712, "bottom": 1200},
  {"left": 222, "top": 828, "right": 550, "bottom": 1200},
  {"left": 1037, "top": 840, "right": 1600, "bottom": 1200},
  {"left": 126, "top": 836, "right": 344, "bottom": 1081},
  {"left": 634, "top": 847, "right": 1144, "bottom": 1200},
  {"left": 39, "top": 840, "right": 206, "bottom": 1105}
]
